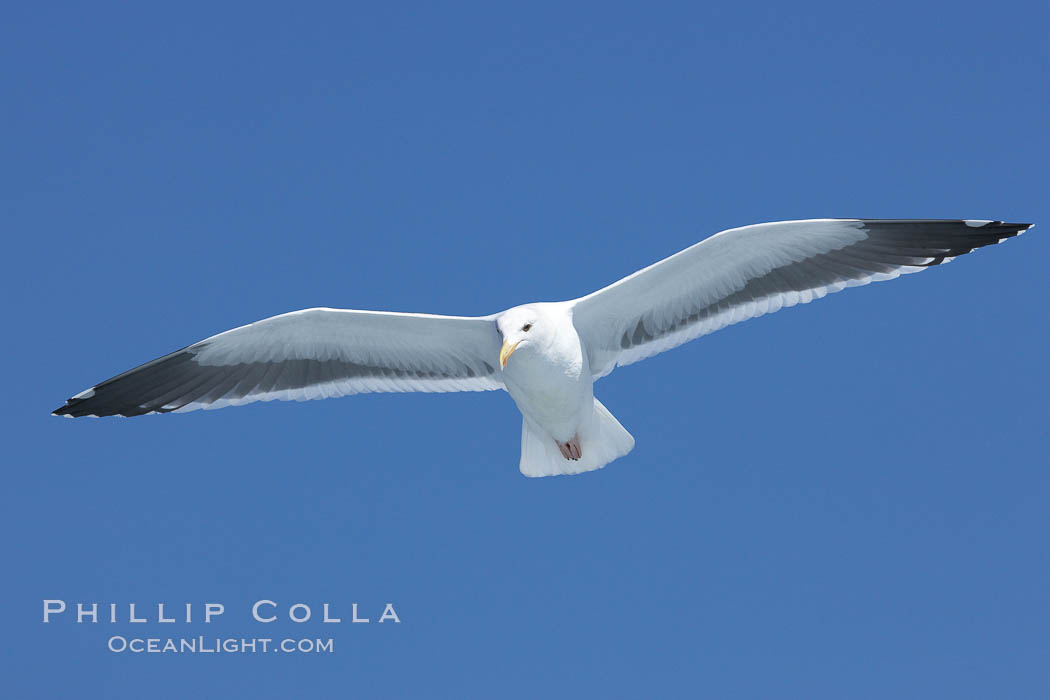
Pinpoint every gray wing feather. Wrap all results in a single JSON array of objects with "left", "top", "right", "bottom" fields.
[
  {"left": 573, "top": 219, "right": 1031, "bottom": 378},
  {"left": 55, "top": 307, "right": 502, "bottom": 417}
]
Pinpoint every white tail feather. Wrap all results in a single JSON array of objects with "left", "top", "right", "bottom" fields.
[{"left": 519, "top": 398, "right": 635, "bottom": 477}]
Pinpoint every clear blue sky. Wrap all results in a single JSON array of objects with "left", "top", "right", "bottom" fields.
[{"left": 4, "top": 1, "right": 1047, "bottom": 697}]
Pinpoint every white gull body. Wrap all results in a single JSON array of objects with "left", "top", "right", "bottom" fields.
[{"left": 496, "top": 303, "right": 634, "bottom": 476}]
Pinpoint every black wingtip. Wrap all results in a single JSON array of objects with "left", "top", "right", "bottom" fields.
[
  {"left": 53, "top": 388, "right": 107, "bottom": 417},
  {"left": 992, "top": 221, "right": 1034, "bottom": 231},
  {"left": 994, "top": 221, "right": 1035, "bottom": 241},
  {"left": 989, "top": 221, "right": 1034, "bottom": 240},
  {"left": 52, "top": 400, "right": 84, "bottom": 417}
]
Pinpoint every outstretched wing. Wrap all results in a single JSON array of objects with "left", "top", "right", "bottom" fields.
[
  {"left": 571, "top": 219, "right": 1031, "bottom": 378},
  {"left": 54, "top": 307, "right": 503, "bottom": 417}
]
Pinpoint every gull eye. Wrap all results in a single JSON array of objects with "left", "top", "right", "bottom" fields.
[{"left": 522, "top": 323, "right": 532, "bottom": 332}]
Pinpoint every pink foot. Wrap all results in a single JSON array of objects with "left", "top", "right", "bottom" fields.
[{"left": 557, "top": 435, "right": 582, "bottom": 461}]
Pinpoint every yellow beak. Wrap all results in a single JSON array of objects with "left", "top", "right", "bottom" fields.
[{"left": 499, "top": 340, "right": 520, "bottom": 369}]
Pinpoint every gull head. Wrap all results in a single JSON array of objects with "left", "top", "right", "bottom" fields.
[{"left": 496, "top": 305, "right": 549, "bottom": 369}]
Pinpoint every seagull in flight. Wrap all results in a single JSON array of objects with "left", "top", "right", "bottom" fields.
[{"left": 54, "top": 219, "right": 1032, "bottom": 477}]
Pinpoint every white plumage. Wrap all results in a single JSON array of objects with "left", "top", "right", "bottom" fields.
[{"left": 54, "top": 219, "right": 1032, "bottom": 477}]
